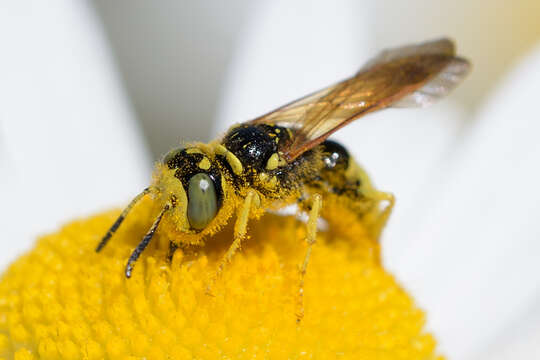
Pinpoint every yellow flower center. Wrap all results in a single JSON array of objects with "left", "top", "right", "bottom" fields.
[{"left": 0, "top": 199, "right": 441, "bottom": 359}]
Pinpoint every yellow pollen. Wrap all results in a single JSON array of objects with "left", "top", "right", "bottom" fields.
[
  {"left": 198, "top": 157, "right": 211, "bottom": 170},
  {"left": 0, "top": 198, "right": 441, "bottom": 359}
]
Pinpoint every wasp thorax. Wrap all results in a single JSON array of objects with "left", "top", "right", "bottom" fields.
[{"left": 222, "top": 124, "right": 291, "bottom": 171}]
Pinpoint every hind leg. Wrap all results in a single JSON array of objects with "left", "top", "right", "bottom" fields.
[
  {"left": 364, "top": 191, "right": 395, "bottom": 241},
  {"left": 296, "top": 194, "right": 322, "bottom": 323}
]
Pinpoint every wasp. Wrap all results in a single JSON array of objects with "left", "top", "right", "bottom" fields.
[{"left": 96, "top": 38, "right": 470, "bottom": 319}]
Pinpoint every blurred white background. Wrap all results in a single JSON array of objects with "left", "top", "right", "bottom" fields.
[{"left": 1, "top": 1, "right": 539, "bottom": 359}]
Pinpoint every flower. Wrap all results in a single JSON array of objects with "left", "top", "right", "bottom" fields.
[
  {"left": 2, "top": 1, "right": 540, "bottom": 358},
  {"left": 0, "top": 198, "right": 440, "bottom": 359}
]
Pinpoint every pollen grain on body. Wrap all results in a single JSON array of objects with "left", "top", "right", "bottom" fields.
[{"left": 0, "top": 198, "right": 440, "bottom": 359}]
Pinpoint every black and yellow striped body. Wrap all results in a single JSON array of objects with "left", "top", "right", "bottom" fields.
[
  {"left": 214, "top": 124, "right": 392, "bottom": 238},
  {"left": 152, "top": 123, "right": 392, "bottom": 246}
]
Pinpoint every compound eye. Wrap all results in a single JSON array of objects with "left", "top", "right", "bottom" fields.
[
  {"left": 162, "top": 147, "right": 183, "bottom": 168},
  {"left": 187, "top": 173, "right": 218, "bottom": 230}
]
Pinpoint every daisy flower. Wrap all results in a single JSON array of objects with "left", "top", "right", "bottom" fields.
[{"left": 1, "top": 1, "right": 539, "bottom": 358}]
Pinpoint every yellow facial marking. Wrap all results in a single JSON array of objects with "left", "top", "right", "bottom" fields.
[
  {"left": 215, "top": 144, "right": 227, "bottom": 156},
  {"left": 215, "top": 144, "right": 243, "bottom": 175},
  {"left": 197, "top": 142, "right": 215, "bottom": 155},
  {"left": 266, "top": 153, "right": 280, "bottom": 170},
  {"left": 266, "top": 153, "right": 287, "bottom": 171},
  {"left": 198, "top": 157, "right": 211, "bottom": 170},
  {"left": 186, "top": 148, "right": 205, "bottom": 155}
]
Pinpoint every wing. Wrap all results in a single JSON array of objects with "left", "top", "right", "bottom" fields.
[{"left": 249, "top": 38, "right": 471, "bottom": 161}]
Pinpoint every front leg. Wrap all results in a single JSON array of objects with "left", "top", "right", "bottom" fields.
[
  {"left": 206, "top": 189, "right": 259, "bottom": 295},
  {"left": 296, "top": 193, "right": 322, "bottom": 323},
  {"left": 167, "top": 241, "right": 179, "bottom": 262}
]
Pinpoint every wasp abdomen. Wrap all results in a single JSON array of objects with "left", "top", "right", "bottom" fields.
[
  {"left": 319, "top": 140, "right": 350, "bottom": 171},
  {"left": 306, "top": 140, "right": 365, "bottom": 197}
]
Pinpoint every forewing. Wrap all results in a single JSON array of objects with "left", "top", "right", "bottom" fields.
[{"left": 249, "top": 38, "right": 470, "bottom": 160}]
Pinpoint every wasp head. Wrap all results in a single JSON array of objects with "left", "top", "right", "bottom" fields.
[{"left": 152, "top": 146, "right": 231, "bottom": 239}]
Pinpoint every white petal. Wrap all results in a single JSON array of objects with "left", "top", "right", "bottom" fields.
[
  {"left": 0, "top": 2, "right": 150, "bottom": 269},
  {"left": 479, "top": 303, "right": 540, "bottom": 359},
  {"left": 333, "top": 101, "right": 467, "bottom": 265},
  {"left": 396, "top": 43, "right": 540, "bottom": 359},
  {"left": 214, "top": 0, "right": 373, "bottom": 135}
]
